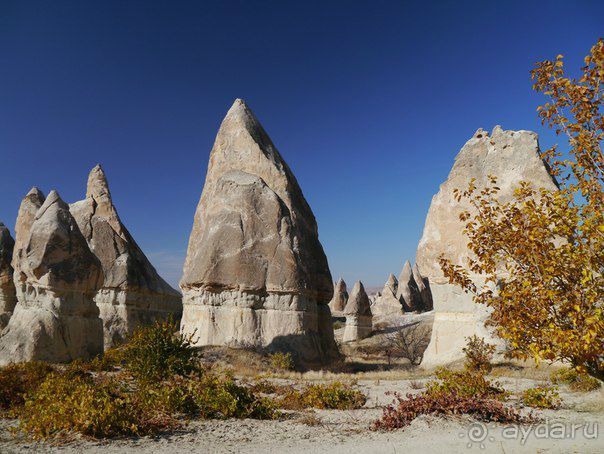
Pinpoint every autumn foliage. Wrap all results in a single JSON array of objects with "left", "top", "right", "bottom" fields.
[{"left": 439, "top": 39, "right": 604, "bottom": 380}]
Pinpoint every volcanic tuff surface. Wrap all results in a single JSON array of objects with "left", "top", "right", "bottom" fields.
[
  {"left": 416, "top": 126, "right": 559, "bottom": 365},
  {"left": 0, "top": 191, "right": 104, "bottom": 365},
  {"left": 0, "top": 223, "right": 16, "bottom": 329},
  {"left": 180, "top": 99, "right": 338, "bottom": 363},
  {"left": 70, "top": 165, "right": 182, "bottom": 348},
  {"left": 328, "top": 278, "right": 348, "bottom": 314},
  {"left": 342, "top": 281, "right": 373, "bottom": 342}
]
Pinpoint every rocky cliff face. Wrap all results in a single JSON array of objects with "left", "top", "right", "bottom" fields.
[
  {"left": 180, "top": 99, "right": 338, "bottom": 364},
  {"left": 416, "top": 126, "right": 559, "bottom": 366},
  {"left": 342, "top": 281, "right": 372, "bottom": 342},
  {"left": 0, "top": 223, "right": 16, "bottom": 329},
  {"left": 70, "top": 165, "right": 182, "bottom": 347},
  {"left": 0, "top": 191, "right": 104, "bottom": 365}
]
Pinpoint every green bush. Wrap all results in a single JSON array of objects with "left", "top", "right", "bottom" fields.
[
  {"left": 122, "top": 317, "right": 200, "bottom": 381},
  {"left": 19, "top": 373, "right": 177, "bottom": 439},
  {"left": 521, "top": 386, "right": 561, "bottom": 409},
  {"left": 268, "top": 351, "right": 295, "bottom": 371},
  {"left": 84, "top": 347, "right": 125, "bottom": 372},
  {"left": 0, "top": 362, "right": 55, "bottom": 415},
  {"left": 133, "top": 372, "right": 278, "bottom": 420},
  {"left": 192, "top": 373, "right": 277, "bottom": 419},
  {"left": 280, "top": 382, "right": 367, "bottom": 410},
  {"left": 425, "top": 368, "right": 508, "bottom": 401},
  {"left": 551, "top": 367, "right": 601, "bottom": 392}
]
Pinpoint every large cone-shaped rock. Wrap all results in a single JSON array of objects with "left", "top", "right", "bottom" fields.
[
  {"left": 0, "top": 223, "right": 16, "bottom": 329},
  {"left": 328, "top": 278, "right": 348, "bottom": 314},
  {"left": 0, "top": 191, "right": 104, "bottom": 365},
  {"left": 417, "top": 127, "right": 558, "bottom": 366},
  {"left": 180, "top": 99, "right": 338, "bottom": 363},
  {"left": 342, "top": 281, "right": 373, "bottom": 342},
  {"left": 371, "top": 273, "right": 403, "bottom": 317},
  {"left": 397, "top": 261, "right": 422, "bottom": 311},
  {"left": 70, "top": 165, "right": 182, "bottom": 347}
]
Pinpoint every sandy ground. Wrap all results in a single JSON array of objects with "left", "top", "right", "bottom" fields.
[{"left": 1, "top": 377, "right": 602, "bottom": 454}]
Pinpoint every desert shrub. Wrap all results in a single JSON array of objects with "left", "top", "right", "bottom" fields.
[
  {"left": 0, "top": 362, "right": 55, "bottom": 415},
  {"left": 190, "top": 373, "right": 277, "bottom": 419},
  {"left": 551, "top": 368, "right": 602, "bottom": 392},
  {"left": 463, "top": 335, "right": 496, "bottom": 373},
  {"left": 383, "top": 323, "right": 431, "bottom": 366},
  {"left": 268, "top": 351, "right": 295, "bottom": 371},
  {"left": 135, "top": 372, "right": 277, "bottom": 420},
  {"left": 425, "top": 368, "right": 508, "bottom": 401},
  {"left": 373, "top": 391, "right": 528, "bottom": 431},
  {"left": 133, "top": 376, "right": 199, "bottom": 416},
  {"left": 280, "top": 382, "right": 366, "bottom": 410},
  {"left": 85, "top": 347, "right": 125, "bottom": 372},
  {"left": 249, "top": 379, "right": 278, "bottom": 394},
  {"left": 521, "top": 386, "right": 561, "bottom": 409},
  {"left": 19, "top": 373, "right": 177, "bottom": 439},
  {"left": 122, "top": 317, "right": 199, "bottom": 382}
]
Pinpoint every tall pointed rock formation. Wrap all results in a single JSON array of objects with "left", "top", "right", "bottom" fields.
[
  {"left": 328, "top": 278, "right": 348, "bottom": 314},
  {"left": 180, "top": 99, "right": 338, "bottom": 363},
  {"left": 342, "top": 281, "right": 373, "bottom": 342},
  {"left": 70, "top": 165, "right": 182, "bottom": 347},
  {"left": 12, "top": 187, "right": 46, "bottom": 302},
  {"left": 397, "top": 261, "right": 422, "bottom": 311},
  {"left": 0, "top": 223, "right": 16, "bottom": 329},
  {"left": 416, "top": 127, "right": 559, "bottom": 366},
  {"left": 0, "top": 191, "right": 104, "bottom": 364}
]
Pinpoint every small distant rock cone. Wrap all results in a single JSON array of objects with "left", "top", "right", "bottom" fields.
[
  {"left": 396, "top": 260, "right": 422, "bottom": 311},
  {"left": 70, "top": 165, "right": 182, "bottom": 348},
  {"left": 412, "top": 263, "right": 432, "bottom": 311},
  {"left": 0, "top": 223, "right": 16, "bottom": 329},
  {"left": 371, "top": 273, "right": 403, "bottom": 317},
  {"left": 180, "top": 99, "right": 338, "bottom": 364},
  {"left": 328, "top": 278, "right": 348, "bottom": 314},
  {"left": 342, "top": 281, "right": 373, "bottom": 342},
  {"left": 0, "top": 191, "right": 104, "bottom": 365}
]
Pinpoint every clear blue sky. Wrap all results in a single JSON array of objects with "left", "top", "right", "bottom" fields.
[{"left": 0, "top": 1, "right": 602, "bottom": 289}]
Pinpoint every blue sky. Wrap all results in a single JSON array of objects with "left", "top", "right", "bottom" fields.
[{"left": 0, "top": 1, "right": 602, "bottom": 289}]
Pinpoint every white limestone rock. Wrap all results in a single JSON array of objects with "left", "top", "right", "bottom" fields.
[
  {"left": 342, "top": 281, "right": 373, "bottom": 342},
  {"left": 328, "top": 278, "right": 348, "bottom": 315},
  {"left": 70, "top": 165, "right": 182, "bottom": 347},
  {"left": 416, "top": 126, "right": 559, "bottom": 366},
  {"left": 397, "top": 261, "right": 422, "bottom": 311},
  {"left": 371, "top": 273, "right": 403, "bottom": 317},
  {"left": 412, "top": 263, "right": 432, "bottom": 311},
  {"left": 0, "top": 191, "right": 104, "bottom": 365},
  {"left": 180, "top": 99, "right": 338, "bottom": 364},
  {"left": 0, "top": 223, "right": 16, "bottom": 329}
]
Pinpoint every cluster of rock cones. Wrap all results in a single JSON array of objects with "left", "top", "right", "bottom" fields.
[
  {"left": 0, "top": 99, "right": 559, "bottom": 367},
  {"left": 0, "top": 167, "right": 182, "bottom": 365}
]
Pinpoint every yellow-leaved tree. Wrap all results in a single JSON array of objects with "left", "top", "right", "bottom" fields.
[{"left": 439, "top": 39, "right": 604, "bottom": 381}]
